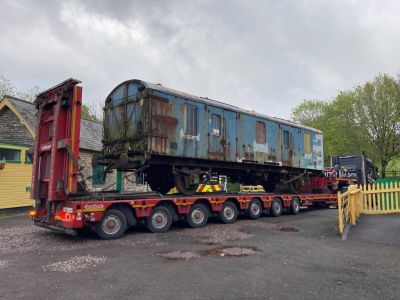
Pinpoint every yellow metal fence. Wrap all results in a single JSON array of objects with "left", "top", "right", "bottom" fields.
[
  {"left": 338, "top": 182, "right": 400, "bottom": 235},
  {"left": 239, "top": 185, "right": 265, "bottom": 193}
]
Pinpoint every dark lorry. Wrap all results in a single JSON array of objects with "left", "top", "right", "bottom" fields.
[{"left": 324, "top": 153, "right": 377, "bottom": 190}]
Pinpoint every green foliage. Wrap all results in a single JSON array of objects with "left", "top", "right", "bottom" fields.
[
  {"left": 291, "top": 73, "right": 400, "bottom": 176},
  {"left": 81, "top": 104, "right": 100, "bottom": 122},
  {"left": 352, "top": 74, "right": 400, "bottom": 176},
  {"left": 291, "top": 99, "right": 328, "bottom": 127},
  {"left": 227, "top": 182, "right": 241, "bottom": 192}
]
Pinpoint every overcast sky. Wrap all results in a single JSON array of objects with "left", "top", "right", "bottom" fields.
[{"left": 1, "top": 0, "right": 399, "bottom": 119}]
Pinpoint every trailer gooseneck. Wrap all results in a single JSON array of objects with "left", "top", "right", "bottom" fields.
[{"left": 29, "top": 79, "right": 337, "bottom": 239}]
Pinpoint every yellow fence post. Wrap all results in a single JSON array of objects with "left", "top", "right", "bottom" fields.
[
  {"left": 338, "top": 191, "right": 343, "bottom": 235},
  {"left": 350, "top": 187, "right": 356, "bottom": 225}
]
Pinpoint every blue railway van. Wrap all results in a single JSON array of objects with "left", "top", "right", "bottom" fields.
[{"left": 99, "top": 80, "right": 323, "bottom": 195}]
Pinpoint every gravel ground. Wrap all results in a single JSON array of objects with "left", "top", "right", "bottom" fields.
[
  {"left": 43, "top": 255, "right": 108, "bottom": 272},
  {"left": 0, "top": 208, "right": 399, "bottom": 300},
  {"left": 179, "top": 219, "right": 259, "bottom": 244},
  {"left": 158, "top": 250, "right": 201, "bottom": 260},
  {"left": 0, "top": 259, "right": 10, "bottom": 269}
]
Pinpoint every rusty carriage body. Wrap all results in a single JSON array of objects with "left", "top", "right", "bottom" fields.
[{"left": 99, "top": 80, "right": 324, "bottom": 195}]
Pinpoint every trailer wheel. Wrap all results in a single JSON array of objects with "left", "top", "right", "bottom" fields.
[
  {"left": 219, "top": 201, "right": 238, "bottom": 224},
  {"left": 187, "top": 203, "right": 209, "bottom": 228},
  {"left": 247, "top": 199, "right": 263, "bottom": 220},
  {"left": 270, "top": 198, "right": 282, "bottom": 217},
  {"left": 146, "top": 206, "right": 173, "bottom": 233},
  {"left": 96, "top": 209, "right": 127, "bottom": 240},
  {"left": 290, "top": 197, "right": 300, "bottom": 215}
]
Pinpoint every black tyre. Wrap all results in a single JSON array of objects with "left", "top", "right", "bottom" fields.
[
  {"left": 290, "top": 197, "right": 300, "bottom": 215},
  {"left": 186, "top": 203, "right": 209, "bottom": 228},
  {"left": 247, "top": 199, "right": 263, "bottom": 220},
  {"left": 270, "top": 198, "right": 283, "bottom": 217},
  {"left": 96, "top": 209, "right": 128, "bottom": 240},
  {"left": 117, "top": 206, "right": 137, "bottom": 227},
  {"left": 219, "top": 201, "right": 238, "bottom": 224},
  {"left": 146, "top": 206, "right": 173, "bottom": 233}
]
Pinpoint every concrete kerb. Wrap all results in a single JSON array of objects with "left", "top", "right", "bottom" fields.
[
  {"left": 0, "top": 206, "right": 31, "bottom": 218},
  {"left": 341, "top": 223, "right": 351, "bottom": 240}
]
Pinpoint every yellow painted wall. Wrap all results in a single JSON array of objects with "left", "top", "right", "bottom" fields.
[{"left": 0, "top": 143, "right": 34, "bottom": 209}]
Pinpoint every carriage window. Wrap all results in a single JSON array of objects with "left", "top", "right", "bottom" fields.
[
  {"left": 184, "top": 104, "right": 198, "bottom": 136},
  {"left": 304, "top": 133, "right": 311, "bottom": 154},
  {"left": 283, "top": 130, "right": 289, "bottom": 148},
  {"left": 211, "top": 114, "right": 221, "bottom": 136},
  {"left": 256, "top": 121, "right": 266, "bottom": 144}
]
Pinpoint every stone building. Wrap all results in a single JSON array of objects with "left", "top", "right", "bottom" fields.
[{"left": 0, "top": 95, "right": 147, "bottom": 209}]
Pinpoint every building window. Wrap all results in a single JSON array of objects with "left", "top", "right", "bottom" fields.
[
  {"left": 25, "top": 152, "right": 32, "bottom": 164},
  {"left": 283, "top": 130, "right": 290, "bottom": 148},
  {"left": 184, "top": 104, "right": 198, "bottom": 136},
  {"left": 304, "top": 133, "right": 311, "bottom": 154},
  {"left": 211, "top": 114, "right": 221, "bottom": 136},
  {"left": 0, "top": 148, "right": 20, "bottom": 162},
  {"left": 256, "top": 121, "right": 266, "bottom": 144},
  {"left": 92, "top": 165, "right": 105, "bottom": 186}
]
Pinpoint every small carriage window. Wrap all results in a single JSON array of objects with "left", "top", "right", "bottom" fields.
[
  {"left": 211, "top": 114, "right": 221, "bottom": 136},
  {"left": 184, "top": 104, "right": 198, "bottom": 136},
  {"left": 283, "top": 130, "right": 289, "bottom": 148},
  {"left": 256, "top": 121, "right": 266, "bottom": 144},
  {"left": 304, "top": 133, "right": 311, "bottom": 154}
]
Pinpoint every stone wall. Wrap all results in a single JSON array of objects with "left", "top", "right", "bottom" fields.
[
  {"left": 121, "top": 172, "right": 150, "bottom": 193},
  {"left": 0, "top": 107, "right": 34, "bottom": 145},
  {"left": 78, "top": 151, "right": 149, "bottom": 192},
  {"left": 79, "top": 151, "right": 116, "bottom": 191}
]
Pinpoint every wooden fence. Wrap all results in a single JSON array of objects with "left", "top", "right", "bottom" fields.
[{"left": 338, "top": 182, "right": 400, "bottom": 236}]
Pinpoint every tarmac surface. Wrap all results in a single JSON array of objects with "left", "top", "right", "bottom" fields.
[
  {"left": 347, "top": 214, "right": 400, "bottom": 246},
  {"left": 0, "top": 208, "right": 399, "bottom": 300}
]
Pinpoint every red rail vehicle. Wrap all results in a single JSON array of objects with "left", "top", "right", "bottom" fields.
[{"left": 29, "top": 79, "right": 338, "bottom": 239}]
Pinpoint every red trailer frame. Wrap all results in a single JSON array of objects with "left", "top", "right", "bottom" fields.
[{"left": 30, "top": 79, "right": 338, "bottom": 239}]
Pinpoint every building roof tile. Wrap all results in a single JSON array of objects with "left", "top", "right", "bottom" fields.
[{"left": 0, "top": 95, "right": 103, "bottom": 152}]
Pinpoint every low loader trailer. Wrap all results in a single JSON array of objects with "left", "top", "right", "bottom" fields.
[{"left": 29, "top": 79, "right": 338, "bottom": 239}]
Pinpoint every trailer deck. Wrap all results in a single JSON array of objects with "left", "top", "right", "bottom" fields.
[{"left": 32, "top": 190, "right": 337, "bottom": 239}]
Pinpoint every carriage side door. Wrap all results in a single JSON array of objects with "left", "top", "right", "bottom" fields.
[
  {"left": 281, "top": 125, "right": 292, "bottom": 165},
  {"left": 208, "top": 107, "right": 224, "bottom": 160}
]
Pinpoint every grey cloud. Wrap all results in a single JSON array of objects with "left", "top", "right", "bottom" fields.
[{"left": 0, "top": 0, "right": 399, "bottom": 119}]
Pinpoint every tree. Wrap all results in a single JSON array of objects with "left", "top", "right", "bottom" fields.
[
  {"left": 291, "top": 73, "right": 400, "bottom": 177},
  {"left": 0, "top": 73, "right": 16, "bottom": 99},
  {"left": 81, "top": 101, "right": 103, "bottom": 122},
  {"left": 17, "top": 85, "right": 41, "bottom": 102},
  {"left": 352, "top": 74, "right": 400, "bottom": 177},
  {"left": 291, "top": 99, "right": 328, "bottom": 127}
]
